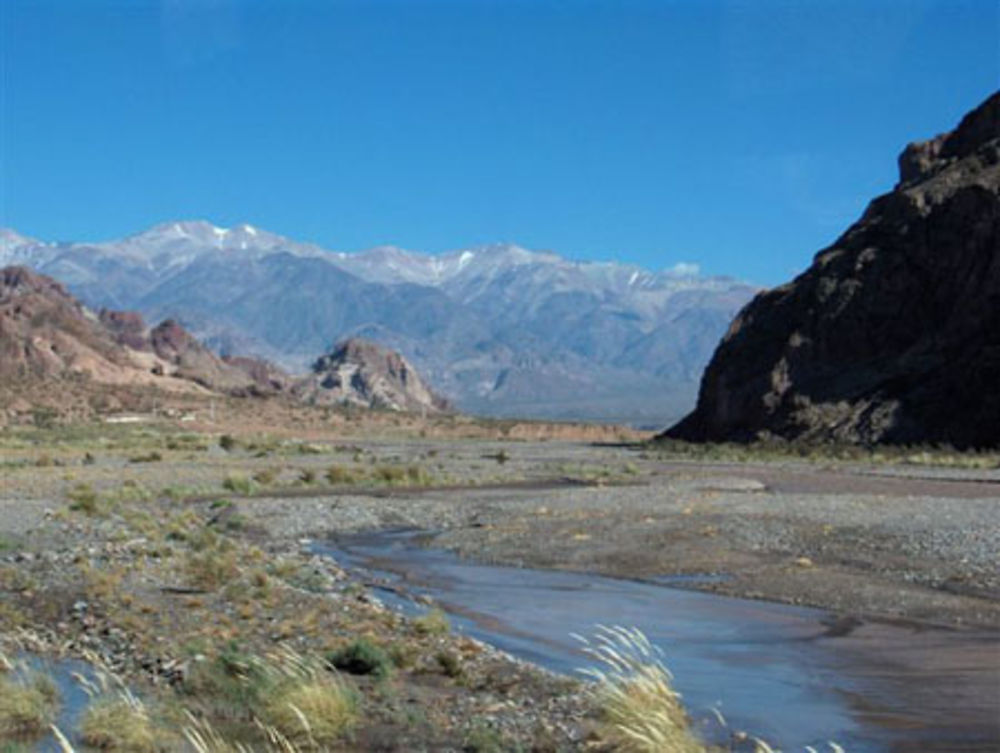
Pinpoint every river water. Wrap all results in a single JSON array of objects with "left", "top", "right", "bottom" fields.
[{"left": 319, "top": 529, "right": 1000, "bottom": 753}]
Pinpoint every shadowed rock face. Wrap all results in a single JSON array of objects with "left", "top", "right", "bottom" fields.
[
  {"left": 296, "top": 338, "right": 452, "bottom": 413},
  {"left": 666, "top": 91, "right": 1000, "bottom": 448}
]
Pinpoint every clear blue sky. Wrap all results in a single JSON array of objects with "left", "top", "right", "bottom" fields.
[{"left": 2, "top": 0, "right": 997, "bottom": 284}]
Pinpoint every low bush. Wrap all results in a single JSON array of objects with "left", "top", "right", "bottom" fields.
[{"left": 327, "top": 639, "right": 393, "bottom": 680}]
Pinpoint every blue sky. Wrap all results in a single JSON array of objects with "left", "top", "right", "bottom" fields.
[{"left": 2, "top": 0, "right": 997, "bottom": 284}]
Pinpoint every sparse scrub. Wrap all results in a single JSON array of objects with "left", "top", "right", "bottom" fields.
[
  {"left": 218, "top": 434, "right": 238, "bottom": 452},
  {"left": 325, "top": 465, "right": 364, "bottom": 485},
  {"left": 651, "top": 438, "right": 1000, "bottom": 470},
  {"left": 128, "top": 450, "right": 163, "bottom": 463},
  {"left": 462, "top": 720, "right": 505, "bottom": 753}
]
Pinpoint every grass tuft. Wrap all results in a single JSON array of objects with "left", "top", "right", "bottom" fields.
[
  {"left": 78, "top": 695, "right": 157, "bottom": 751},
  {"left": 258, "top": 648, "right": 357, "bottom": 747},
  {"left": 577, "top": 626, "right": 705, "bottom": 753},
  {"left": 0, "top": 665, "right": 59, "bottom": 737},
  {"left": 412, "top": 608, "right": 450, "bottom": 636}
]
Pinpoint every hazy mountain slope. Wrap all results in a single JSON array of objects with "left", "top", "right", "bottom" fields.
[
  {"left": 1, "top": 222, "right": 758, "bottom": 425},
  {"left": 665, "top": 91, "right": 1000, "bottom": 447}
]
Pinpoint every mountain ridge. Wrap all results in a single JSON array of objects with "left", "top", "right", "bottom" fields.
[{"left": 1, "top": 222, "right": 759, "bottom": 425}]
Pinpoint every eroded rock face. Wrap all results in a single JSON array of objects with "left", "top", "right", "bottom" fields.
[
  {"left": 666, "top": 91, "right": 1000, "bottom": 448},
  {"left": 0, "top": 265, "right": 289, "bottom": 398},
  {"left": 296, "top": 338, "right": 451, "bottom": 413},
  {"left": 0, "top": 266, "right": 135, "bottom": 379}
]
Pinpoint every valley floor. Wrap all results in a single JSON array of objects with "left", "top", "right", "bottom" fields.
[{"left": 1, "top": 415, "right": 998, "bottom": 749}]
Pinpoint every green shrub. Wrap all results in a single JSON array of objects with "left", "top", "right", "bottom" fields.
[
  {"left": 435, "top": 650, "right": 462, "bottom": 678},
  {"left": 327, "top": 639, "right": 393, "bottom": 680}
]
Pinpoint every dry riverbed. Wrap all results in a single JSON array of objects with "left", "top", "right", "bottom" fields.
[{"left": 1, "top": 419, "right": 998, "bottom": 750}]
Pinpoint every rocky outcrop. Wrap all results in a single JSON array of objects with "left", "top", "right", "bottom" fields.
[
  {"left": 99, "top": 309, "right": 149, "bottom": 351},
  {"left": 665, "top": 91, "right": 1000, "bottom": 448},
  {"left": 295, "top": 338, "right": 451, "bottom": 413},
  {"left": 0, "top": 266, "right": 140, "bottom": 380},
  {"left": 148, "top": 319, "right": 283, "bottom": 394},
  {"left": 0, "top": 265, "right": 290, "bottom": 398}
]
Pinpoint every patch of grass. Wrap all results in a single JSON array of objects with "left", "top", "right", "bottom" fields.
[
  {"left": 252, "top": 467, "right": 281, "bottom": 486},
  {"left": 578, "top": 626, "right": 705, "bottom": 753},
  {"left": 79, "top": 695, "right": 158, "bottom": 751},
  {"left": 221, "top": 473, "right": 257, "bottom": 496},
  {"left": 0, "top": 566, "right": 37, "bottom": 593},
  {"left": 462, "top": 720, "right": 506, "bottom": 753},
  {"left": 128, "top": 450, "right": 163, "bottom": 463},
  {"left": 182, "top": 641, "right": 272, "bottom": 717},
  {"left": 651, "top": 438, "right": 1000, "bottom": 470},
  {"left": 184, "top": 534, "right": 240, "bottom": 590},
  {"left": 412, "top": 608, "right": 450, "bottom": 636},
  {"left": 325, "top": 465, "right": 365, "bottom": 485},
  {"left": 0, "top": 668, "right": 59, "bottom": 737},
  {"left": 327, "top": 639, "right": 393, "bottom": 681},
  {"left": 67, "top": 482, "right": 102, "bottom": 515}
]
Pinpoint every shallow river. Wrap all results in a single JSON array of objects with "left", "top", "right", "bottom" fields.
[{"left": 319, "top": 529, "right": 1000, "bottom": 753}]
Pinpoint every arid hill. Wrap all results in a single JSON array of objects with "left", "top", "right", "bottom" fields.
[
  {"left": 0, "top": 265, "right": 277, "bottom": 396},
  {"left": 666, "top": 91, "right": 1000, "bottom": 448},
  {"left": 0, "top": 266, "right": 182, "bottom": 389},
  {"left": 296, "top": 338, "right": 452, "bottom": 414}
]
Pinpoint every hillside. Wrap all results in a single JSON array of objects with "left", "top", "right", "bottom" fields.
[{"left": 666, "top": 91, "right": 1000, "bottom": 447}]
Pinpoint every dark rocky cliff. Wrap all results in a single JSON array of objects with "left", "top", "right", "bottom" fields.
[{"left": 665, "top": 91, "right": 1000, "bottom": 448}]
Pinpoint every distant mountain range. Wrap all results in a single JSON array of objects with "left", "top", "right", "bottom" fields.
[{"left": 0, "top": 223, "right": 758, "bottom": 425}]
